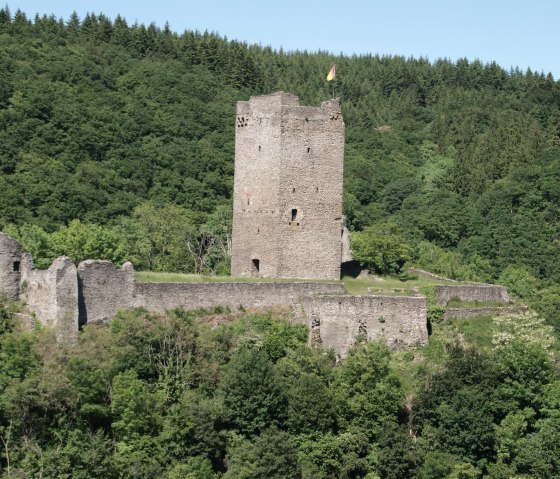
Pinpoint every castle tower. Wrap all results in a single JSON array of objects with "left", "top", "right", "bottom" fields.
[
  {"left": 0, "top": 232, "right": 22, "bottom": 300},
  {"left": 231, "top": 92, "right": 345, "bottom": 280}
]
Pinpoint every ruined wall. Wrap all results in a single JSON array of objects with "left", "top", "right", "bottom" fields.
[
  {"left": 132, "top": 281, "right": 345, "bottom": 314},
  {"left": 0, "top": 232, "right": 22, "bottom": 300},
  {"left": 302, "top": 295, "right": 428, "bottom": 357},
  {"left": 443, "top": 306, "right": 528, "bottom": 321},
  {"left": 435, "top": 284, "right": 510, "bottom": 306},
  {"left": 231, "top": 92, "right": 345, "bottom": 280},
  {"left": 22, "top": 256, "right": 78, "bottom": 334},
  {"left": 77, "top": 260, "right": 135, "bottom": 325}
]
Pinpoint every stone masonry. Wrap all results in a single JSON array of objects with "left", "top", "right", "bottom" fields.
[
  {"left": 435, "top": 284, "right": 510, "bottom": 306},
  {"left": 302, "top": 295, "right": 428, "bottom": 357},
  {"left": 0, "top": 232, "right": 22, "bottom": 300},
  {"left": 231, "top": 92, "right": 345, "bottom": 280}
]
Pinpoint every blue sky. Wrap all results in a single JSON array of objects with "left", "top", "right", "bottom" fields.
[{"left": 8, "top": 0, "right": 560, "bottom": 78}]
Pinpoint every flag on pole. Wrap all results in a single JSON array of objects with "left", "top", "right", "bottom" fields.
[{"left": 327, "top": 64, "right": 336, "bottom": 81}]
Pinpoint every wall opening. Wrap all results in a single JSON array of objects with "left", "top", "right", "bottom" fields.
[
  {"left": 307, "top": 147, "right": 311, "bottom": 153},
  {"left": 13, "top": 261, "right": 20, "bottom": 272},
  {"left": 251, "top": 259, "right": 260, "bottom": 276},
  {"left": 258, "top": 145, "right": 261, "bottom": 151},
  {"left": 292, "top": 187, "right": 295, "bottom": 193},
  {"left": 291, "top": 209, "right": 298, "bottom": 221}
]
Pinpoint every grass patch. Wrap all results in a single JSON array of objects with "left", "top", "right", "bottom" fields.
[
  {"left": 342, "top": 275, "right": 459, "bottom": 296},
  {"left": 135, "top": 271, "right": 337, "bottom": 283}
]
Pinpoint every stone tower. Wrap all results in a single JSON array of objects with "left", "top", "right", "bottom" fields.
[
  {"left": 0, "top": 232, "right": 22, "bottom": 300},
  {"left": 231, "top": 91, "right": 345, "bottom": 280}
]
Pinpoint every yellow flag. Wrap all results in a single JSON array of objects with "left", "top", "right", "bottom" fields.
[{"left": 327, "top": 64, "right": 336, "bottom": 81}]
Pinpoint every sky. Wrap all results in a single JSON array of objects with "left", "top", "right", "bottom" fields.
[{"left": 7, "top": 0, "right": 560, "bottom": 79}]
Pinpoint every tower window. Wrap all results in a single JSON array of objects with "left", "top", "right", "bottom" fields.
[
  {"left": 258, "top": 145, "right": 261, "bottom": 151},
  {"left": 13, "top": 261, "right": 20, "bottom": 272},
  {"left": 291, "top": 209, "right": 298, "bottom": 221},
  {"left": 251, "top": 259, "right": 260, "bottom": 276},
  {"left": 292, "top": 187, "right": 295, "bottom": 193},
  {"left": 307, "top": 147, "right": 311, "bottom": 153}
]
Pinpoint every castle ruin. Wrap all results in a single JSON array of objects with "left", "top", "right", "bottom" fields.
[
  {"left": 231, "top": 92, "right": 345, "bottom": 280},
  {"left": 0, "top": 92, "right": 513, "bottom": 356}
]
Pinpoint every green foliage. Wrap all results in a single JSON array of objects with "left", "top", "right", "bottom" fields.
[
  {"left": 334, "top": 341, "right": 404, "bottom": 436},
  {"left": 352, "top": 222, "right": 413, "bottom": 275},
  {"left": 0, "top": 9, "right": 559, "bottom": 286},
  {"left": 498, "top": 265, "right": 540, "bottom": 299},
  {"left": 111, "top": 369, "right": 163, "bottom": 441},
  {"left": 220, "top": 347, "right": 287, "bottom": 437},
  {"left": 1, "top": 8, "right": 560, "bottom": 478},
  {"left": 0, "top": 298, "right": 558, "bottom": 477}
]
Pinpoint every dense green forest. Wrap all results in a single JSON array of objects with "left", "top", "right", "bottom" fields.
[
  {"left": 0, "top": 301, "right": 559, "bottom": 478},
  {"left": 1, "top": 7, "right": 559, "bottom": 329},
  {"left": 1, "top": 9, "right": 560, "bottom": 477},
  {"left": 1, "top": 9, "right": 559, "bottom": 281}
]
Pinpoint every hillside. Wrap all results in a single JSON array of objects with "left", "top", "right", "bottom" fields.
[
  {"left": 0, "top": 297, "right": 558, "bottom": 478},
  {"left": 0, "top": 8, "right": 559, "bottom": 327}
]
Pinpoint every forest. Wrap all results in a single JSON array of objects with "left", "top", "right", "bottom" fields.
[{"left": 0, "top": 8, "right": 559, "bottom": 478}]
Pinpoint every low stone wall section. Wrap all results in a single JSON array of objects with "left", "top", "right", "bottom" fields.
[
  {"left": 302, "top": 295, "right": 428, "bottom": 357},
  {"left": 132, "top": 281, "right": 345, "bottom": 314},
  {"left": 436, "top": 284, "right": 510, "bottom": 306},
  {"left": 21, "top": 256, "right": 78, "bottom": 335},
  {"left": 443, "top": 306, "right": 528, "bottom": 321},
  {"left": 77, "top": 260, "right": 135, "bottom": 325}
]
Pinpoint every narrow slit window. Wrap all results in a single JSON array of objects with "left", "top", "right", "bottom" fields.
[
  {"left": 307, "top": 147, "right": 311, "bottom": 153},
  {"left": 13, "top": 261, "right": 20, "bottom": 272},
  {"left": 251, "top": 259, "right": 260, "bottom": 275},
  {"left": 291, "top": 209, "right": 298, "bottom": 221}
]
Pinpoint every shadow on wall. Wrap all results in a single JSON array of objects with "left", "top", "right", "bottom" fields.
[{"left": 341, "top": 260, "right": 362, "bottom": 278}]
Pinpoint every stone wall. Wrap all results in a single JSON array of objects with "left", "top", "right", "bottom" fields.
[
  {"left": 21, "top": 256, "right": 78, "bottom": 336},
  {"left": 0, "top": 232, "right": 22, "bottom": 300},
  {"left": 443, "top": 306, "right": 528, "bottom": 321},
  {"left": 302, "top": 295, "right": 428, "bottom": 357},
  {"left": 77, "top": 260, "right": 135, "bottom": 325},
  {"left": 74, "top": 257, "right": 344, "bottom": 324},
  {"left": 132, "top": 281, "right": 345, "bottom": 314},
  {"left": 231, "top": 92, "right": 345, "bottom": 280},
  {"left": 435, "top": 284, "right": 510, "bottom": 306}
]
